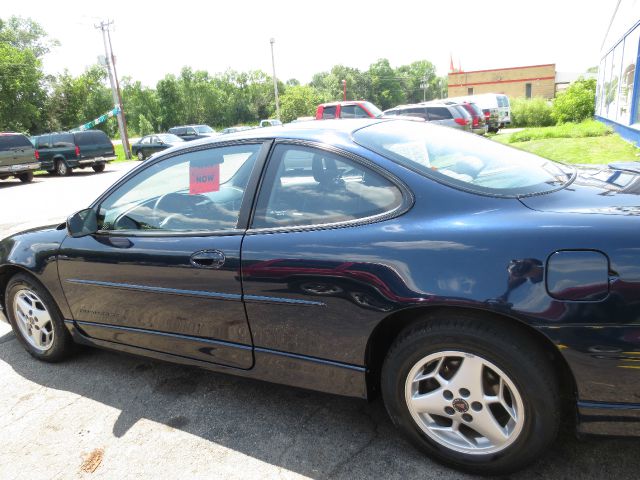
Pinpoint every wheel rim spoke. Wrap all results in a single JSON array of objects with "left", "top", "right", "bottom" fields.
[{"left": 410, "top": 389, "right": 446, "bottom": 415}]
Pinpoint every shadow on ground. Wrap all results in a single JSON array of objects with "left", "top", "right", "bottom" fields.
[{"left": 1, "top": 329, "right": 640, "bottom": 480}]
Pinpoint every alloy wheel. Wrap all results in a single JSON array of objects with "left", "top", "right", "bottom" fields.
[
  {"left": 13, "top": 288, "right": 55, "bottom": 352},
  {"left": 405, "top": 350, "right": 525, "bottom": 455}
]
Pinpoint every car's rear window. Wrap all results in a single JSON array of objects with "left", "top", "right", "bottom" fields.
[
  {"left": 0, "top": 134, "right": 32, "bottom": 150},
  {"left": 353, "top": 120, "right": 574, "bottom": 197},
  {"left": 51, "top": 133, "right": 75, "bottom": 147}
]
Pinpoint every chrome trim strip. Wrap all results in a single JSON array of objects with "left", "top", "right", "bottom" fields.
[
  {"left": 66, "top": 279, "right": 324, "bottom": 306},
  {"left": 254, "top": 346, "right": 366, "bottom": 372}
]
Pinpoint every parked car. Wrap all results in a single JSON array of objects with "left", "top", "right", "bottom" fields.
[
  {"left": 384, "top": 102, "right": 471, "bottom": 131},
  {"left": 31, "top": 130, "right": 116, "bottom": 176},
  {"left": 259, "top": 119, "right": 282, "bottom": 128},
  {"left": 0, "top": 132, "right": 39, "bottom": 183},
  {"left": 220, "top": 126, "right": 255, "bottom": 134},
  {"left": 315, "top": 101, "right": 384, "bottom": 119},
  {"left": 131, "top": 133, "right": 184, "bottom": 160},
  {"left": 448, "top": 93, "right": 510, "bottom": 132},
  {"left": 442, "top": 101, "right": 488, "bottom": 135},
  {"left": 4, "top": 119, "right": 640, "bottom": 475},
  {"left": 168, "top": 125, "right": 218, "bottom": 141}
]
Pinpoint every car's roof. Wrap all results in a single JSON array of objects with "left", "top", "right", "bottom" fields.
[{"left": 319, "top": 101, "right": 368, "bottom": 107}]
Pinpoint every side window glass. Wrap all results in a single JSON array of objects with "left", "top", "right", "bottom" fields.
[
  {"left": 98, "top": 144, "right": 262, "bottom": 232},
  {"left": 141, "top": 137, "right": 151, "bottom": 144},
  {"left": 340, "top": 105, "right": 355, "bottom": 118},
  {"left": 38, "top": 135, "right": 51, "bottom": 149},
  {"left": 252, "top": 145, "right": 404, "bottom": 229},
  {"left": 353, "top": 106, "right": 370, "bottom": 118},
  {"left": 322, "top": 106, "right": 336, "bottom": 119},
  {"left": 187, "top": 128, "right": 197, "bottom": 135}
]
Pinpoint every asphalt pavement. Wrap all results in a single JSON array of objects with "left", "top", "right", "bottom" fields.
[{"left": 2, "top": 161, "right": 640, "bottom": 479}]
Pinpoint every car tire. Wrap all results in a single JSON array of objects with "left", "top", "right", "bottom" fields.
[
  {"left": 381, "top": 313, "right": 560, "bottom": 475},
  {"left": 5, "top": 273, "right": 74, "bottom": 363},
  {"left": 56, "top": 159, "right": 71, "bottom": 176},
  {"left": 18, "top": 172, "right": 33, "bottom": 183},
  {"left": 137, "top": 151, "right": 145, "bottom": 161},
  {"left": 92, "top": 163, "right": 105, "bottom": 173}
]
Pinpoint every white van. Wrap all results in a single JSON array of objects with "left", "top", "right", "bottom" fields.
[{"left": 447, "top": 93, "right": 511, "bottom": 132}]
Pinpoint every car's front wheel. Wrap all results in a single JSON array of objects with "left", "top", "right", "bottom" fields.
[
  {"left": 381, "top": 313, "right": 560, "bottom": 475},
  {"left": 5, "top": 273, "right": 74, "bottom": 362},
  {"left": 137, "top": 150, "right": 145, "bottom": 161}
]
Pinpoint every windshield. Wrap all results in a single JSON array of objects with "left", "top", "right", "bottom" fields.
[
  {"left": 157, "top": 134, "right": 184, "bottom": 143},
  {"left": 195, "top": 125, "right": 215, "bottom": 133},
  {"left": 353, "top": 121, "right": 574, "bottom": 197},
  {"left": 362, "top": 102, "right": 383, "bottom": 117}
]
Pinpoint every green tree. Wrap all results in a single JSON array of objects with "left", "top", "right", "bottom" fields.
[
  {"left": 279, "top": 85, "right": 324, "bottom": 122},
  {"left": 0, "top": 16, "right": 52, "bottom": 133},
  {"left": 121, "top": 77, "right": 161, "bottom": 135},
  {"left": 396, "top": 60, "right": 438, "bottom": 103},
  {"left": 156, "top": 74, "right": 184, "bottom": 130},
  {"left": 552, "top": 78, "right": 597, "bottom": 124},
  {"left": 137, "top": 114, "right": 154, "bottom": 136},
  {"left": 367, "top": 59, "right": 405, "bottom": 110}
]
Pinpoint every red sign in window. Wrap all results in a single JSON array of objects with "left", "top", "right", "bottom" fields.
[{"left": 189, "top": 163, "right": 220, "bottom": 194}]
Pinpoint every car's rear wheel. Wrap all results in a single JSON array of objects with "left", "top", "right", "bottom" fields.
[
  {"left": 381, "top": 313, "right": 560, "bottom": 475},
  {"left": 137, "top": 150, "right": 145, "bottom": 161},
  {"left": 18, "top": 172, "right": 33, "bottom": 183},
  {"left": 92, "top": 163, "right": 105, "bottom": 173},
  {"left": 56, "top": 159, "right": 71, "bottom": 176},
  {"left": 5, "top": 273, "right": 74, "bottom": 362}
]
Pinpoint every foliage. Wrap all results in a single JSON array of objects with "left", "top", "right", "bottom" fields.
[
  {"left": 45, "top": 65, "right": 115, "bottom": 136},
  {"left": 137, "top": 114, "right": 154, "bottom": 136},
  {"left": 509, "top": 98, "right": 554, "bottom": 127},
  {"left": 493, "top": 131, "right": 639, "bottom": 165},
  {"left": 0, "top": 16, "right": 52, "bottom": 132},
  {"left": 506, "top": 120, "right": 612, "bottom": 143},
  {"left": 279, "top": 85, "right": 324, "bottom": 122},
  {"left": 551, "top": 78, "right": 597, "bottom": 124}
]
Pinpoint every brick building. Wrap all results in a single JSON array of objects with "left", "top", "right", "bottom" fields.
[{"left": 448, "top": 64, "right": 556, "bottom": 99}]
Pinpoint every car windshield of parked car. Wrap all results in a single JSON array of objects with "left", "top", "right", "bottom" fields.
[
  {"left": 195, "top": 125, "right": 215, "bottom": 133},
  {"left": 362, "top": 102, "right": 383, "bottom": 118},
  {"left": 157, "top": 134, "right": 183, "bottom": 143},
  {"left": 353, "top": 121, "right": 574, "bottom": 197}
]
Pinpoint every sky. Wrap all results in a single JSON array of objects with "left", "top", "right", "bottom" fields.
[{"left": 4, "top": 0, "right": 620, "bottom": 86}]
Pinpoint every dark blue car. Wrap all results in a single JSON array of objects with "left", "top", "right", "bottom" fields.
[{"left": 1, "top": 119, "right": 639, "bottom": 474}]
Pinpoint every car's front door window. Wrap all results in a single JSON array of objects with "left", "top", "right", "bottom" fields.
[{"left": 98, "top": 144, "right": 261, "bottom": 232}]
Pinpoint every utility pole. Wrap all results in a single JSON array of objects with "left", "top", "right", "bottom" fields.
[
  {"left": 96, "top": 20, "right": 131, "bottom": 159},
  {"left": 269, "top": 38, "right": 280, "bottom": 120}
]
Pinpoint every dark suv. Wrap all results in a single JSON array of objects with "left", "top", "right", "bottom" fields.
[
  {"left": 0, "top": 133, "right": 39, "bottom": 183},
  {"left": 31, "top": 130, "right": 116, "bottom": 176}
]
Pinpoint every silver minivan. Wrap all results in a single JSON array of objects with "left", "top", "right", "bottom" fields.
[{"left": 383, "top": 103, "right": 472, "bottom": 131}]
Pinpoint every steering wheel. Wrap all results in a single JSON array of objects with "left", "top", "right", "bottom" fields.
[{"left": 152, "top": 192, "right": 212, "bottom": 228}]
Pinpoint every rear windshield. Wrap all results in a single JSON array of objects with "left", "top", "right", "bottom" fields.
[
  {"left": 195, "top": 125, "right": 215, "bottom": 133},
  {"left": 353, "top": 121, "right": 573, "bottom": 197},
  {"left": 360, "top": 102, "right": 383, "bottom": 117},
  {"left": 497, "top": 95, "right": 509, "bottom": 108},
  {"left": 75, "top": 130, "right": 110, "bottom": 146},
  {"left": 0, "top": 134, "right": 32, "bottom": 150}
]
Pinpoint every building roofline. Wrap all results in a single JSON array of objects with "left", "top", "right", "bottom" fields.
[
  {"left": 448, "top": 64, "right": 556, "bottom": 76},
  {"left": 449, "top": 76, "right": 556, "bottom": 88}
]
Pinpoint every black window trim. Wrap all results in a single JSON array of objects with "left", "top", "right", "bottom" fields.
[
  {"left": 245, "top": 139, "right": 414, "bottom": 235},
  {"left": 88, "top": 138, "right": 273, "bottom": 238}
]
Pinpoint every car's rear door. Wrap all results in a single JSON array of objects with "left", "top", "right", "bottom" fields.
[
  {"left": 58, "top": 141, "right": 271, "bottom": 369},
  {"left": 240, "top": 142, "right": 410, "bottom": 367}
]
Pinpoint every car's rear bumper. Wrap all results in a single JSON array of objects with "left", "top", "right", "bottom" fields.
[
  {"left": 75, "top": 155, "right": 116, "bottom": 166},
  {"left": 0, "top": 162, "right": 40, "bottom": 174},
  {"left": 578, "top": 400, "right": 640, "bottom": 436}
]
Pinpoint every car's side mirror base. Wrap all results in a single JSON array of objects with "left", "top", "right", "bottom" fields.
[{"left": 67, "top": 208, "right": 98, "bottom": 238}]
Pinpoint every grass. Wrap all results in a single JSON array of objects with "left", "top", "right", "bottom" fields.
[
  {"left": 114, "top": 144, "right": 130, "bottom": 162},
  {"left": 506, "top": 120, "right": 612, "bottom": 143},
  {"left": 494, "top": 126, "right": 640, "bottom": 165}
]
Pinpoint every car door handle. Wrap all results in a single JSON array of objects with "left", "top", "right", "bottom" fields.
[{"left": 190, "top": 250, "right": 226, "bottom": 269}]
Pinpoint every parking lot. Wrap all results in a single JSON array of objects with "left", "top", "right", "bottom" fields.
[{"left": 2, "top": 163, "right": 640, "bottom": 479}]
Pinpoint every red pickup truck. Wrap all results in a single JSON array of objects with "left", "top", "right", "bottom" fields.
[{"left": 315, "top": 101, "right": 384, "bottom": 120}]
